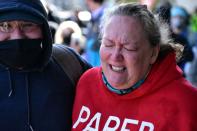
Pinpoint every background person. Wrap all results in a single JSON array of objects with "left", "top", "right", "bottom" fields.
[
  {"left": 72, "top": 3, "right": 197, "bottom": 130},
  {"left": 83, "top": 0, "right": 107, "bottom": 66},
  {"left": 170, "top": 6, "right": 194, "bottom": 71},
  {"left": 54, "top": 20, "right": 85, "bottom": 54},
  {"left": 0, "top": 0, "right": 90, "bottom": 130}
]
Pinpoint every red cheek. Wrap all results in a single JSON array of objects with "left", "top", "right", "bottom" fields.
[{"left": 100, "top": 48, "right": 111, "bottom": 60}]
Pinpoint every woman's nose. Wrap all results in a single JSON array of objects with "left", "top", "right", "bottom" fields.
[{"left": 111, "top": 47, "right": 123, "bottom": 61}]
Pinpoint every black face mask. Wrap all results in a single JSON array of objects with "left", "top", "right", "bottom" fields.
[{"left": 0, "top": 39, "right": 43, "bottom": 70}]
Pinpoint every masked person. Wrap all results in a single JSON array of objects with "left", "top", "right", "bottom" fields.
[
  {"left": 72, "top": 3, "right": 197, "bottom": 130},
  {"left": 170, "top": 6, "right": 193, "bottom": 72},
  {"left": 0, "top": 0, "right": 91, "bottom": 131}
]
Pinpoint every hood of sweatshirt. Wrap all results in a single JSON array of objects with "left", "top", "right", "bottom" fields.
[{"left": 0, "top": 0, "right": 52, "bottom": 71}]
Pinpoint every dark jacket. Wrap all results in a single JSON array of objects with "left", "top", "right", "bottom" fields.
[{"left": 0, "top": 0, "right": 91, "bottom": 130}]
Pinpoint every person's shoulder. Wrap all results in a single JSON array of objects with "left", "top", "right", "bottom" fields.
[
  {"left": 172, "top": 79, "right": 197, "bottom": 101},
  {"left": 82, "top": 67, "right": 100, "bottom": 78},
  {"left": 52, "top": 44, "right": 91, "bottom": 71},
  {"left": 75, "top": 67, "right": 101, "bottom": 90},
  {"left": 180, "top": 85, "right": 197, "bottom": 112},
  {"left": 77, "top": 67, "right": 101, "bottom": 83},
  {"left": 164, "top": 79, "right": 197, "bottom": 113}
]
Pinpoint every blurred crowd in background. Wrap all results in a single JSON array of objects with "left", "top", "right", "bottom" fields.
[{"left": 41, "top": 0, "right": 197, "bottom": 87}]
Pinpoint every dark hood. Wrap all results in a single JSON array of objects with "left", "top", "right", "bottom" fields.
[{"left": 0, "top": 0, "right": 52, "bottom": 71}]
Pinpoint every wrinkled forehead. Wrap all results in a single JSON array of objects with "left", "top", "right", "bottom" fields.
[{"left": 103, "top": 15, "right": 146, "bottom": 43}]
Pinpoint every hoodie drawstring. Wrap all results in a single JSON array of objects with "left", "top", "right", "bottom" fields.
[
  {"left": 6, "top": 68, "right": 34, "bottom": 130},
  {"left": 25, "top": 74, "right": 34, "bottom": 131},
  {"left": 7, "top": 68, "right": 13, "bottom": 97}
]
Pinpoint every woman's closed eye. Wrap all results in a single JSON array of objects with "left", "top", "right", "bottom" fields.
[
  {"left": 123, "top": 42, "right": 138, "bottom": 51},
  {"left": 102, "top": 39, "right": 114, "bottom": 47},
  {"left": 124, "top": 46, "right": 137, "bottom": 51},
  {"left": 105, "top": 42, "right": 114, "bottom": 47}
]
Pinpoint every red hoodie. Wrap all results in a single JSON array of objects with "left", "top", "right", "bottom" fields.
[{"left": 72, "top": 53, "right": 197, "bottom": 131}]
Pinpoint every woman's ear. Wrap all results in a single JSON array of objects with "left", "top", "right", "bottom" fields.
[{"left": 150, "top": 45, "right": 160, "bottom": 64}]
